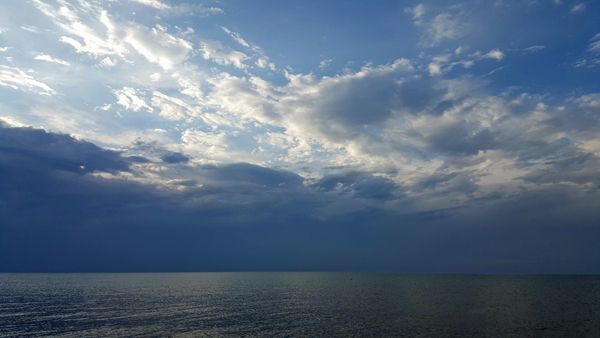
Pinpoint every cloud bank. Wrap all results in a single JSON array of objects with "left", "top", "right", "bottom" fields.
[{"left": 0, "top": 0, "right": 599, "bottom": 272}]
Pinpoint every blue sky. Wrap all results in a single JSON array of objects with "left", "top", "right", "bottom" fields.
[{"left": 0, "top": 0, "right": 599, "bottom": 273}]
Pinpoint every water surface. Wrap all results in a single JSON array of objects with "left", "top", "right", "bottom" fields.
[{"left": 1, "top": 273, "right": 599, "bottom": 337}]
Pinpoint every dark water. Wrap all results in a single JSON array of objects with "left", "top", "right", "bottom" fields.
[{"left": 1, "top": 273, "right": 599, "bottom": 337}]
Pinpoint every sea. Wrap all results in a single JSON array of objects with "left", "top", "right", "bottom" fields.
[{"left": 1, "top": 273, "right": 599, "bottom": 337}]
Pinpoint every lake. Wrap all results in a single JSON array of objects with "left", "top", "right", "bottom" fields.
[{"left": 1, "top": 273, "right": 599, "bottom": 337}]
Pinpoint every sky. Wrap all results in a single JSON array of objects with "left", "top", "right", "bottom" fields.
[{"left": 0, "top": 0, "right": 599, "bottom": 273}]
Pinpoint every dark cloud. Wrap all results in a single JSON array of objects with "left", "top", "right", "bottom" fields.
[
  {"left": 287, "top": 72, "right": 452, "bottom": 143},
  {"left": 314, "top": 172, "right": 400, "bottom": 200},
  {"left": 200, "top": 163, "right": 304, "bottom": 187},
  {"left": 428, "top": 122, "right": 496, "bottom": 155},
  {"left": 0, "top": 123, "right": 129, "bottom": 174},
  {"left": 161, "top": 151, "right": 189, "bottom": 164},
  {"left": 1, "top": 124, "right": 599, "bottom": 273}
]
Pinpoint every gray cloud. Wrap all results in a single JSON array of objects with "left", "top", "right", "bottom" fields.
[
  {"left": 1, "top": 124, "right": 599, "bottom": 273},
  {"left": 161, "top": 151, "right": 189, "bottom": 164},
  {"left": 314, "top": 172, "right": 400, "bottom": 200}
]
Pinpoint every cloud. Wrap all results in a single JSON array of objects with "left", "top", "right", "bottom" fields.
[
  {"left": 574, "top": 34, "right": 600, "bottom": 68},
  {"left": 426, "top": 12, "right": 467, "bottom": 45},
  {"left": 161, "top": 151, "right": 189, "bottom": 164},
  {"left": 318, "top": 58, "right": 333, "bottom": 70},
  {"left": 34, "top": 0, "right": 193, "bottom": 70},
  {"left": 589, "top": 33, "right": 600, "bottom": 53},
  {"left": 207, "top": 73, "right": 278, "bottom": 124},
  {"left": 34, "top": 53, "right": 71, "bottom": 66},
  {"left": 0, "top": 0, "right": 599, "bottom": 273},
  {"left": 522, "top": 45, "right": 545, "bottom": 54},
  {"left": 130, "top": 0, "right": 223, "bottom": 16},
  {"left": 482, "top": 49, "right": 505, "bottom": 61},
  {"left": 405, "top": 4, "right": 426, "bottom": 25},
  {"left": 130, "top": 0, "right": 170, "bottom": 10},
  {"left": 221, "top": 26, "right": 252, "bottom": 49},
  {"left": 1, "top": 123, "right": 599, "bottom": 273},
  {"left": 33, "top": 0, "right": 127, "bottom": 58},
  {"left": 124, "top": 25, "right": 193, "bottom": 70},
  {"left": 0, "top": 65, "right": 55, "bottom": 96},
  {"left": 407, "top": 4, "right": 468, "bottom": 47},
  {"left": 314, "top": 172, "right": 400, "bottom": 200},
  {"left": 570, "top": 3, "right": 586, "bottom": 13},
  {"left": 199, "top": 41, "right": 249, "bottom": 69},
  {"left": 0, "top": 123, "right": 130, "bottom": 174},
  {"left": 113, "top": 87, "right": 153, "bottom": 112},
  {"left": 428, "top": 62, "right": 442, "bottom": 75}
]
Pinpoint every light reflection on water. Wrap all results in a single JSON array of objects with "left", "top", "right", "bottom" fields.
[{"left": 1, "top": 273, "right": 599, "bottom": 337}]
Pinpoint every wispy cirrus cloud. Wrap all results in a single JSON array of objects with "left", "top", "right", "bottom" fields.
[
  {"left": 34, "top": 53, "right": 70, "bottom": 66},
  {"left": 0, "top": 65, "right": 55, "bottom": 95}
]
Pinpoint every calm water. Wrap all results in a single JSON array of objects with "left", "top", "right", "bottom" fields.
[{"left": 1, "top": 273, "right": 599, "bottom": 337}]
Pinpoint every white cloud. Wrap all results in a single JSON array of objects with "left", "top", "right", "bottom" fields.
[
  {"left": 113, "top": 87, "right": 152, "bottom": 112},
  {"left": 589, "top": 33, "right": 600, "bottom": 53},
  {"left": 428, "top": 12, "right": 467, "bottom": 45},
  {"left": 405, "top": 4, "right": 426, "bottom": 24},
  {"left": 181, "top": 128, "right": 229, "bottom": 160},
  {"left": 255, "top": 57, "right": 276, "bottom": 70},
  {"left": 220, "top": 26, "right": 277, "bottom": 71},
  {"left": 318, "top": 58, "right": 333, "bottom": 70},
  {"left": 150, "top": 72, "right": 161, "bottom": 82},
  {"left": 522, "top": 45, "right": 545, "bottom": 53},
  {"left": 33, "top": 1, "right": 128, "bottom": 58},
  {"left": 34, "top": 53, "right": 71, "bottom": 66},
  {"left": 428, "top": 63, "right": 442, "bottom": 76},
  {"left": 199, "top": 41, "right": 249, "bottom": 69},
  {"left": 0, "top": 65, "right": 56, "bottom": 96},
  {"left": 34, "top": 1, "right": 193, "bottom": 70},
  {"left": 151, "top": 91, "right": 195, "bottom": 121},
  {"left": 100, "top": 57, "right": 117, "bottom": 68},
  {"left": 20, "top": 25, "right": 40, "bottom": 33},
  {"left": 130, "top": 0, "right": 170, "bottom": 10},
  {"left": 482, "top": 49, "right": 505, "bottom": 61},
  {"left": 124, "top": 25, "right": 193, "bottom": 70},
  {"left": 407, "top": 5, "right": 468, "bottom": 47},
  {"left": 573, "top": 93, "right": 600, "bottom": 109},
  {"left": 207, "top": 73, "right": 277, "bottom": 124},
  {"left": 130, "top": 0, "right": 223, "bottom": 16},
  {"left": 221, "top": 26, "right": 251, "bottom": 49}
]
